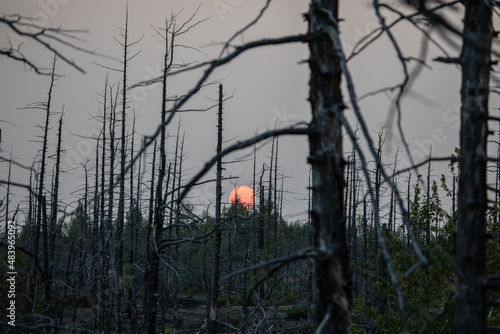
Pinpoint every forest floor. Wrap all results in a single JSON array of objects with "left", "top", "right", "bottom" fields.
[
  {"left": 67, "top": 294, "right": 314, "bottom": 333},
  {"left": 170, "top": 294, "right": 312, "bottom": 333}
]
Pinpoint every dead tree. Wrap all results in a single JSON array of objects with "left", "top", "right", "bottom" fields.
[
  {"left": 26, "top": 56, "right": 57, "bottom": 319},
  {"left": 49, "top": 112, "right": 63, "bottom": 321},
  {"left": 207, "top": 84, "right": 224, "bottom": 334},
  {"left": 388, "top": 149, "right": 398, "bottom": 233},
  {"left": 146, "top": 17, "right": 173, "bottom": 333},
  {"left": 3, "top": 151, "right": 12, "bottom": 242},
  {"left": 115, "top": 8, "right": 136, "bottom": 331},
  {"left": 127, "top": 115, "right": 138, "bottom": 332},
  {"left": 307, "top": 0, "right": 352, "bottom": 330},
  {"left": 455, "top": 0, "right": 492, "bottom": 331},
  {"left": 425, "top": 147, "right": 432, "bottom": 245},
  {"left": 103, "top": 83, "right": 119, "bottom": 333},
  {"left": 143, "top": 140, "right": 156, "bottom": 322},
  {"left": 98, "top": 78, "right": 108, "bottom": 331},
  {"left": 91, "top": 129, "right": 100, "bottom": 330}
]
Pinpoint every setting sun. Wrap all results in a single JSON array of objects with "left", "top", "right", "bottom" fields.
[{"left": 229, "top": 186, "right": 255, "bottom": 209}]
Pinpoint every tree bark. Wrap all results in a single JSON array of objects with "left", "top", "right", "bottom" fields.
[
  {"left": 455, "top": 0, "right": 492, "bottom": 332},
  {"left": 307, "top": 1, "right": 352, "bottom": 330}
]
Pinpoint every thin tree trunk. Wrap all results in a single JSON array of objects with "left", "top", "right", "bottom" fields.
[
  {"left": 91, "top": 129, "right": 100, "bottom": 330},
  {"left": 104, "top": 84, "right": 118, "bottom": 333},
  {"left": 146, "top": 20, "right": 172, "bottom": 331},
  {"left": 388, "top": 150, "right": 398, "bottom": 233},
  {"left": 98, "top": 78, "right": 107, "bottom": 331},
  {"left": 426, "top": 147, "right": 432, "bottom": 245},
  {"left": 115, "top": 8, "right": 130, "bottom": 332},
  {"left": 208, "top": 84, "right": 224, "bottom": 334},
  {"left": 128, "top": 116, "right": 137, "bottom": 332},
  {"left": 406, "top": 171, "right": 411, "bottom": 247},
  {"left": 26, "top": 56, "right": 57, "bottom": 320},
  {"left": 273, "top": 138, "right": 279, "bottom": 258},
  {"left": 143, "top": 140, "right": 156, "bottom": 313},
  {"left": 3, "top": 152, "right": 11, "bottom": 242}
]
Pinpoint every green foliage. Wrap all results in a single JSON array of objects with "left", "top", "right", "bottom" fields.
[{"left": 353, "top": 174, "right": 458, "bottom": 333}]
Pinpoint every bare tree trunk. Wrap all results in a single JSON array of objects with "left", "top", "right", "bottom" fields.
[
  {"left": 104, "top": 84, "right": 118, "bottom": 333},
  {"left": 26, "top": 56, "right": 57, "bottom": 322},
  {"left": 98, "top": 78, "right": 108, "bottom": 331},
  {"left": 128, "top": 116, "right": 137, "bottom": 332},
  {"left": 426, "top": 147, "right": 432, "bottom": 245},
  {"left": 146, "top": 20, "right": 172, "bottom": 332},
  {"left": 350, "top": 148, "right": 358, "bottom": 295},
  {"left": 307, "top": 1, "right": 351, "bottom": 330},
  {"left": 362, "top": 198, "right": 368, "bottom": 300},
  {"left": 3, "top": 151, "right": 11, "bottom": 242},
  {"left": 115, "top": 8, "right": 131, "bottom": 332},
  {"left": 208, "top": 84, "right": 224, "bottom": 334},
  {"left": 268, "top": 136, "right": 275, "bottom": 258},
  {"left": 388, "top": 150, "right": 398, "bottom": 233},
  {"left": 307, "top": 169, "right": 314, "bottom": 320},
  {"left": 273, "top": 138, "right": 279, "bottom": 257},
  {"left": 496, "top": 110, "right": 500, "bottom": 224},
  {"left": 50, "top": 113, "right": 63, "bottom": 322},
  {"left": 143, "top": 140, "right": 156, "bottom": 313},
  {"left": 91, "top": 129, "right": 100, "bottom": 330},
  {"left": 258, "top": 168, "right": 266, "bottom": 304},
  {"left": 455, "top": 1, "right": 492, "bottom": 331},
  {"left": 373, "top": 131, "right": 383, "bottom": 256},
  {"left": 406, "top": 172, "right": 411, "bottom": 247}
]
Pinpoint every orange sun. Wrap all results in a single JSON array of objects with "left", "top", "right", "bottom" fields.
[{"left": 229, "top": 186, "right": 255, "bottom": 209}]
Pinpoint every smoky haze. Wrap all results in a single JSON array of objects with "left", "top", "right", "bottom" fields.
[{"left": 0, "top": 0, "right": 470, "bottom": 222}]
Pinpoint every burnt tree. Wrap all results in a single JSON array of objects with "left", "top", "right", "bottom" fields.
[
  {"left": 307, "top": 0, "right": 352, "bottom": 331},
  {"left": 455, "top": 0, "right": 492, "bottom": 332}
]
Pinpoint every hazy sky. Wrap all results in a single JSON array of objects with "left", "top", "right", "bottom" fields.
[{"left": 0, "top": 1, "right": 485, "bottom": 221}]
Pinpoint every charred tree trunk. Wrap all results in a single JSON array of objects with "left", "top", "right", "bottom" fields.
[
  {"left": 103, "top": 84, "right": 118, "bottom": 333},
  {"left": 143, "top": 140, "right": 156, "bottom": 312},
  {"left": 26, "top": 57, "right": 57, "bottom": 320},
  {"left": 147, "top": 57, "right": 167, "bottom": 334},
  {"left": 307, "top": 1, "right": 352, "bottom": 331},
  {"left": 388, "top": 150, "right": 398, "bottom": 233},
  {"left": 455, "top": 1, "right": 492, "bottom": 331},
  {"left": 406, "top": 171, "right": 412, "bottom": 247},
  {"left": 91, "top": 130, "right": 100, "bottom": 330},
  {"left": 426, "top": 147, "right": 432, "bottom": 245},
  {"left": 208, "top": 84, "right": 224, "bottom": 334},
  {"left": 50, "top": 113, "right": 63, "bottom": 322},
  {"left": 128, "top": 116, "right": 137, "bottom": 332},
  {"left": 115, "top": 8, "right": 131, "bottom": 332},
  {"left": 3, "top": 152, "right": 11, "bottom": 242},
  {"left": 98, "top": 79, "right": 108, "bottom": 331},
  {"left": 273, "top": 138, "right": 279, "bottom": 257}
]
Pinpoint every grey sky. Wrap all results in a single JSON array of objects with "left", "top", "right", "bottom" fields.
[{"left": 0, "top": 0, "right": 480, "bottom": 221}]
